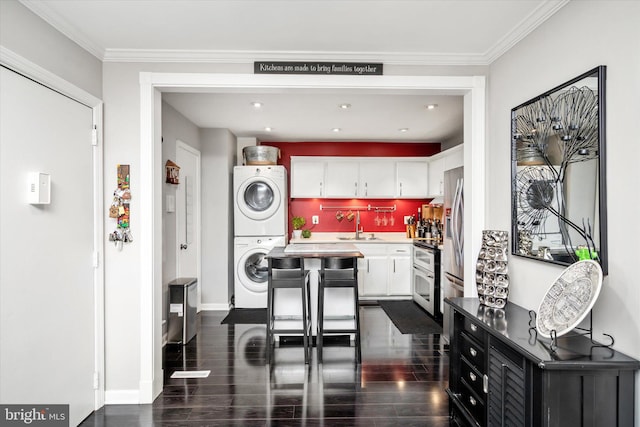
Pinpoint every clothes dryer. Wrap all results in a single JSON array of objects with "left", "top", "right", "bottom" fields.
[
  {"left": 234, "top": 165, "right": 287, "bottom": 237},
  {"left": 234, "top": 235, "right": 286, "bottom": 308}
]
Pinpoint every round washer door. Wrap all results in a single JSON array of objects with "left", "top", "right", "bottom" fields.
[
  {"left": 236, "top": 176, "right": 282, "bottom": 221},
  {"left": 237, "top": 247, "right": 269, "bottom": 293}
]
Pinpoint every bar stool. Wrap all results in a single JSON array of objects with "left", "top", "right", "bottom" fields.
[
  {"left": 317, "top": 256, "right": 361, "bottom": 363},
  {"left": 266, "top": 257, "right": 312, "bottom": 364}
]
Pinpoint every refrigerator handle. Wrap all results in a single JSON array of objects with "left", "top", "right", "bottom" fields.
[
  {"left": 451, "top": 178, "right": 461, "bottom": 267},
  {"left": 456, "top": 178, "right": 464, "bottom": 264}
]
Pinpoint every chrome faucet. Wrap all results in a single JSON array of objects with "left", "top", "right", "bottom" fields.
[{"left": 355, "top": 210, "right": 364, "bottom": 240}]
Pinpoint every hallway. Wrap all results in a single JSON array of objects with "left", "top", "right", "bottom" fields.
[{"left": 81, "top": 305, "right": 451, "bottom": 426}]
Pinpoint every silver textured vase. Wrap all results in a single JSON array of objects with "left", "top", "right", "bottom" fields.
[{"left": 476, "top": 230, "right": 509, "bottom": 309}]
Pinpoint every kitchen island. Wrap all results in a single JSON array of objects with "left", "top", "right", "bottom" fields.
[
  {"left": 266, "top": 244, "right": 363, "bottom": 337},
  {"left": 289, "top": 232, "right": 414, "bottom": 300}
]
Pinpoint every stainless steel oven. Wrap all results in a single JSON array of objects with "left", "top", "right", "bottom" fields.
[{"left": 412, "top": 242, "right": 441, "bottom": 321}]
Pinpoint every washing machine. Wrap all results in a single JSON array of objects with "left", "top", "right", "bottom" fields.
[
  {"left": 234, "top": 165, "right": 287, "bottom": 237},
  {"left": 234, "top": 235, "right": 286, "bottom": 308}
]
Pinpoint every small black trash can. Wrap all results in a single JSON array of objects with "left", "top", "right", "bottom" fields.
[{"left": 167, "top": 277, "right": 198, "bottom": 345}]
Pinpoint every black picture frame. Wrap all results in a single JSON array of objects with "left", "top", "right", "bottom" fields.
[{"left": 510, "top": 66, "right": 607, "bottom": 275}]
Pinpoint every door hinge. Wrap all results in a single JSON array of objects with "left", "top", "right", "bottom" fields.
[
  {"left": 93, "top": 372, "right": 100, "bottom": 390},
  {"left": 91, "top": 126, "right": 98, "bottom": 146},
  {"left": 92, "top": 251, "right": 99, "bottom": 268}
]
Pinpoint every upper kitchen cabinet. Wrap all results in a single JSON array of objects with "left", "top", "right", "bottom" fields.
[
  {"left": 360, "top": 160, "right": 396, "bottom": 198},
  {"left": 291, "top": 156, "right": 430, "bottom": 199},
  {"left": 325, "top": 160, "right": 360, "bottom": 197},
  {"left": 427, "top": 145, "right": 463, "bottom": 197},
  {"left": 397, "top": 160, "right": 429, "bottom": 198},
  {"left": 290, "top": 156, "right": 325, "bottom": 197}
]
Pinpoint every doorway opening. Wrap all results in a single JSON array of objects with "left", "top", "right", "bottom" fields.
[{"left": 140, "top": 73, "right": 486, "bottom": 402}]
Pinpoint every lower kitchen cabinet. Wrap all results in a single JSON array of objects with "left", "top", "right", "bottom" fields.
[
  {"left": 357, "top": 244, "right": 411, "bottom": 298},
  {"left": 446, "top": 298, "right": 640, "bottom": 427}
]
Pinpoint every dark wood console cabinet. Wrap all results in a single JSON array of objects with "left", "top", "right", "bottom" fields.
[{"left": 446, "top": 298, "right": 639, "bottom": 427}]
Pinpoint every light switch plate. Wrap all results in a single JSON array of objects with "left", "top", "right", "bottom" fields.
[
  {"left": 28, "top": 172, "right": 51, "bottom": 204},
  {"left": 312, "top": 215, "right": 319, "bottom": 224}
]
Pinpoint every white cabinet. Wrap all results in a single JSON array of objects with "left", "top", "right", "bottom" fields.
[
  {"left": 291, "top": 156, "right": 432, "bottom": 199},
  {"left": 444, "top": 145, "right": 464, "bottom": 170},
  {"left": 357, "top": 244, "right": 388, "bottom": 296},
  {"left": 290, "top": 157, "right": 325, "bottom": 197},
  {"left": 397, "top": 160, "right": 429, "bottom": 198},
  {"left": 388, "top": 246, "right": 412, "bottom": 295},
  {"left": 325, "top": 160, "right": 359, "bottom": 197},
  {"left": 356, "top": 244, "right": 412, "bottom": 298},
  {"left": 427, "top": 145, "right": 463, "bottom": 198},
  {"left": 360, "top": 160, "right": 396, "bottom": 198},
  {"left": 428, "top": 157, "right": 445, "bottom": 197}
]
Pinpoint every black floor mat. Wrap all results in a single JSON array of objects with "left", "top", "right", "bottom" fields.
[
  {"left": 378, "top": 300, "right": 443, "bottom": 335},
  {"left": 221, "top": 308, "right": 267, "bottom": 324}
]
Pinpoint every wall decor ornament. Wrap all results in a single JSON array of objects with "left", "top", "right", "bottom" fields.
[
  {"left": 476, "top": 230, "right": 509, "bottom": 309},
  {"left": 511, "top": 66, "right": 607, "bottom": 274}
]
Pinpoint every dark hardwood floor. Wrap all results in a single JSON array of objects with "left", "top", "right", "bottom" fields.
[{"left": 80, "top": 305, "right": 452, "bottom": 426}]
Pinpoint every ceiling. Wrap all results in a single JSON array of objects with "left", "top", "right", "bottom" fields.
[{"left": 20, "top": 0, "right": 569, "bottom": 143}]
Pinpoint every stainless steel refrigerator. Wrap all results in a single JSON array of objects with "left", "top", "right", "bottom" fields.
[{"left": 442, "top": 166, "right": 464, "bottom": 343}]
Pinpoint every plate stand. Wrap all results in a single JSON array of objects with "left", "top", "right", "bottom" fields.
[{"left": 528, "top": 309, "right": 614, "bottom": 353}]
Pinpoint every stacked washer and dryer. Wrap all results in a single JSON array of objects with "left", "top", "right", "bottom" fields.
[{"left": 233, "top": 165, "right": 288, "bottom": 308}]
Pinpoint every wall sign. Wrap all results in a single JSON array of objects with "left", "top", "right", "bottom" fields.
[{"left": 254, "top": 61, "right": 383, "bottom": 75}]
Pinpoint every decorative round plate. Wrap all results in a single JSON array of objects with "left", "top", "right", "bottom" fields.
[{"left": 536, "top": 260, "right": 603, "bottom": 339}]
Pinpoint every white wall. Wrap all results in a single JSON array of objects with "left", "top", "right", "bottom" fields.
[
  {"left": 200, "top": 128, "right": 237, "bottom": 309},
  {"left": 0, "top": 0, "right": 102, "bottom": 99},
  {"left": 161, "top": 101, "right": 201, "bottom": 328},
  {"left": 487, "top": 1, "right": 640, "bottom": 418}
]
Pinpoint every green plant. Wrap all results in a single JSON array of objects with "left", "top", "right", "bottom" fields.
[
  {"left": 301, "top": 229, "right": 312, "bottom": 238},
  {"left": 291, "top": 216, "right": 306, "bottom": 230}
]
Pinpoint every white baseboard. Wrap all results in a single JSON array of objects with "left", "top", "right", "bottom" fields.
[
  {"left": 104, "top": 390, "right": 139, "bottom": 404},
  {"left": 201, "top": 303, "right": 230, "bottom": 311}
]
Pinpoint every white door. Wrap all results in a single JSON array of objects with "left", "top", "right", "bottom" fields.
[
  {"left": 0, "top": 67, "right": 96, "bottom": 425},
  {"left": 176, "top": 141, "right": 201, "bottom": 310}
]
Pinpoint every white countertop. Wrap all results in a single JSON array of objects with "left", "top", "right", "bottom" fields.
[{"left": 289, "top": 232, "right": 412, "bottom": 244}]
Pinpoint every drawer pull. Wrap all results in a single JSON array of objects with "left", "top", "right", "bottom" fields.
[
  {"left": 483, "top": 374, "right": 489, "bottom": 394},
  {"left": 469, "top": 372, "right": 477, "bottom": 382},
  {"left": 469, "top": 396, "right": 477, "bottom": 406},
  {"left": 470, "top": 323, "right": 478, "bottom": 332},
  {"left": 470, "top": 347, "right": 477, "bottom": 357}
]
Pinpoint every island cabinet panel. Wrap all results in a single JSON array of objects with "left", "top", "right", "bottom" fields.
[{"left": 446, "top": 298, "right": 640, "bottom": 427}]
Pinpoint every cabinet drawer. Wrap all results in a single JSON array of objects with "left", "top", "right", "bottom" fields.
[
  {"left": 460, "top": 379, "right": 485, "bottom": 426},
  {"left": 461, "top": 358, "right": 486, "bottom": 398},
  {"left": 463, "top": 317, "right": 486, "bottom": 343},
  {"left": 461, "top": 332, "right": 485, "bottom": 370}
]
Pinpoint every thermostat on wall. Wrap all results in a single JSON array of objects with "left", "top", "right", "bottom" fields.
[{"left": 28, "top": 172, "right": 51, "bottom": 204}]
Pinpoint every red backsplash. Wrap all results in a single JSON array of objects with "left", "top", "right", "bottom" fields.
[
  {"left": 261, "top": 141, "right": 439, "bottom": 232},
  {"left": 290, "top": 198, "right": 428, "bottom": 233}
]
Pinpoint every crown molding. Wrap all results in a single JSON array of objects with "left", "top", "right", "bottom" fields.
[
  {"left": 19, "top": 0, "right": 104, "bottom": 60},
  {"left": 484, "top": 0, "right": 570, "bottom": 64},
  {"left": 103, "top": 49, "right": 489, "bottom": 65}
]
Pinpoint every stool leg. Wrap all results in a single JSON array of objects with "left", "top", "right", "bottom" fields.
[
  {"left": 305, "top": 275, "right": 312, "bottom": 362},
  {"left": 353, "top": 285, "right": 361, "bottom": 363},
  {"left": 266, "top": 283, "right": 272, "bottom": 365},
  {"left": 317, "top": 282, "right": 324, "bottom": 363},
  {"left": 301, "top": 273, "right": 309, "bottom": 364}
]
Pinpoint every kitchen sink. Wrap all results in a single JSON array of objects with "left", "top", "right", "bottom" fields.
[{"left": 337, "top": 235, "right": 380, "bottom": 241}]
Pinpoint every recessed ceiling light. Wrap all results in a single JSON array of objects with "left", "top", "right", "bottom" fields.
[
  {"left": 399, "top": 128, "right": 409, "bottom": 132},
  {"left": 339, "top": 103, "right": 351, "bottom": 109},
  {"left": 251, "top": 101, "right": 263, "bottom": 108},
  {"left": 332, "top": 128, "right": 341, "bottom": 132},
  {"left": 264, "top": 127, "right": 273, "bottom": 132},
  {"left": 426, "top": 104, "right": 438, "bottom": 110}
]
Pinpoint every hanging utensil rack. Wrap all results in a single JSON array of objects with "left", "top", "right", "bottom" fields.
[{"left": 319, "top": 204, "right": 396, "bottom": 212}]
